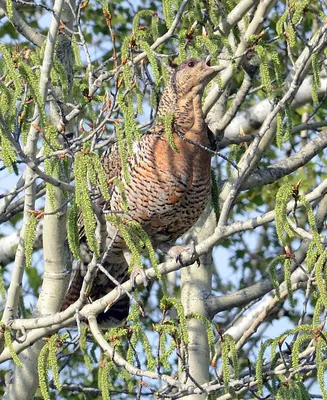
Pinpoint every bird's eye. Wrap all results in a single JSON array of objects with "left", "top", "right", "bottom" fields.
[{"left": 188, "top": 61, "right": 195, "bottom": 68}]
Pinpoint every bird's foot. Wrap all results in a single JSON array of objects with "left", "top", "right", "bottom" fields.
[
  {"left": 167, "top": 241, "right": 200, "bottom": 267},
  {"left": 130, "top": 267, "right": 150, "bottom": 291}
]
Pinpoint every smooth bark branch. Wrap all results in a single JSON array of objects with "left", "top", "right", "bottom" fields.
[
  {"left": 63, "top": 0, "right": 190, "bottom": 126},
  {"left": 242, "top": 129, "right": 327, "bottom": 190},
  {"left": 0, "top": 0, "right": 45, "bottom": 46},
  {"left": 224, "top": 76, "right": 327, "bottom": 139},
  {"left": 204, "top": 0, "right": 276, "bottom": 116},
  {"left": 3, "top": 1, "right": 65, "bottom": 398}
]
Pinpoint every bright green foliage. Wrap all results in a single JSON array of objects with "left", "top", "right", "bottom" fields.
[
  {"left": 0, "top": 129, "right": 16, "bottom": 172},
  {"left": 276, "top": 112, "right": 284, "bottom": 149},
  {"left": 115, "top": 123, "right": 130, "bottom": 182},
  {"left": 189, "top": 313, "right": 216, "bottom": 357},
  {"left": 106, "top": 215, "right": 142, "bottom": 269},
  {"left": 300, "top": 196, "right": 323, "bottom": 252},
  {"left": 4, "top": 327, "right": 22, "bottom": 367},
  {"left": 275, "top": 179, "right": 295, "bottom": 246},
  {"left": 98, "top": 358, "right": 112, "bottom": 400},
  {"left": 160, "top": 297, "right": 189, "bottom": 345},
  {"left": 162, "top": 0, "right": 174, "bottom": 28},
  {"left": 72, "top": 41, "right": 82, "bottom": 67},
  {"left": 137, "top": 40, "right": 160, "bottom": 85},
  {"left": 256, "top": 45, "right": 272, "bottom": 96},
  {"left": 48, "top": 334, "right": 62, "bottom": 391},
  {"left": 312, "top": 52, "right": 321, "bottom": 104},
  {"left": 271, "top": 50, "right": 282, "bottom": 85},
  {"left": 313, "top": 297, "right": 324, "bottom": 328},
  {"left": 268, "top": 254, "right": 285, "bottom": 300},
  {"left": 126, "top": 303, "right": 156, "bottom": 370},
  {"left": 220, "top": 334, "right": 239, "bottom": 388},
  {"left": 52, "top": 55, "right": 69, "bottom": 102},
  {"left": 116, "top": 92, "right": 140, "bottom": 153},
  {"left": 38, "top": 343, "right": 50, "bottom": 400},
  {"left": 162, "top": 111, "right": 179, "bottom": 153},
  {"left": 256, "top": 339, "right": 273, "bottom": 394},
  {"left": 151, "top": 13, "right": 159, "bottom": 41},
  {"left": 18, "top": 62, "right": 46, "bottom": 127},
  {"left": 89, "top": 152, "right": 110, "bottom": 201},
  {"left": 292, "top": 0, "right": 310, "bottom": 25},
  {"left": 38, "top": 334, "right": 68, "bottom": 398},
  {"left": 74, "top": 151, "right": 99, "bottom": 255},
  {"left": 79, "top": 326, "right": 93, "bottom": 372},
  {"left": 284, "top": 258, "right": 295, "bottom": 307},
  {"left": 154, "top": 325, "right": 177, "bottom": 370},
  {"left": 121, "top": 38, "right": 134, "bottom": 85},
  {"left": 276, "top": 9, "right": 288, "bottom": 38},
  {"left": 43, "top": 125, "right": 63, "bottom": 212},
  {"left": 0, "top": 266, "right": 5, "bottom": 299},
  {"left": 24, "top": 214, "right": 38, "bottom": 268},
  {"left": 0, "top": 44, "right": 22, "bottom": 101},
  {"left": 67, "top": 202, "right": 81, "bottom": 260},
  {"left": 128, "top": 220, "right": 160, "bottom": 279},
  {"left": 291, "top": 333, "right": 312, "bottom": 378},
  {"left": 132, "top": 10, "right": 155, "bottom": 34},
  {"left": 5, "top": 0, "right": 13, "bottom": 19},
  {"left": 314, "top": 250, "right": 327, "bottom": 308}
]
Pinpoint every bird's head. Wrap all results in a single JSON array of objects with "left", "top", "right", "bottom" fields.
[{"left": 171, "top": 56, "right": 222, "bottom": 98}]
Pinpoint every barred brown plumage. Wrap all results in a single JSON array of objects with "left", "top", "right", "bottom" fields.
[{"left": 62, "top": 57, "right": 220, "bottom": 325}]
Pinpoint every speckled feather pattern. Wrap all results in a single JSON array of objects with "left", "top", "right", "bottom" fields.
[{"left": 62, "top": 58, "right": 218, "bottom": 324}]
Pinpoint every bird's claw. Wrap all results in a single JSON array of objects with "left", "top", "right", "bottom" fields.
[
  {"left": 130, "top": 268, "right": 150, "bottom": 291},
  {"left": 168, "top": 241, "right": 199, "bottom": 267}
]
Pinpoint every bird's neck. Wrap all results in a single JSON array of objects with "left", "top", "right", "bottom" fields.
[{"left": 157, "top": 84, "right": 206, "bottom": 135}]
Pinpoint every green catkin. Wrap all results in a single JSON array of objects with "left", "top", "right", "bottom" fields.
[
  {"left": 98, "top": 359, "right": 111, "bottom": 400},
  {"left": 276, "top": 112, "right": 284, "bottom": 149},
  {"left": 72, "top": 41, "right": 82, "bottom": 67},
  {"left": 162, "top": 0, "right": 174, "bottom": 28},
  {"left": 18, "top": 62, "right": 47, "bottom": 127},
  {"left": 48, "top": 335, "right": 62, "bottom": 391},
  {"left": 313, "top": 297, "right": 324, "bottom": 328},
  {"left": 276, "top": 10, "right": 288, "bottom": 37},
  {"left": 67, "top": 202, "right": 81, "bottom": 260},
  {"left": 315, "top": 250, "right": 327, "bottom": 308},
  {"left": 291, "top": 333, "right": 312, "bottom": 377},
  {"left": 312, "top": 52, "right": 320, "bottom": 104},
  {"left": 256, "top": 45, "right": 272, "bottom": 95},
  {"left": 284, "top": 258, "right": 295, "bottom": 307},
  {"left": 74, "top": 152, "right": 99, "bottom": 255},
  {"left": 0, "top": 44, "right": 22, "bottom": 99},
  {"left": 89, "top": 152, "right": 110, "bottom": 201},
  {"left": 115, "top": 123, "right": 130, "bottom": 183},
  {"left": 0, "top": 128, "right": 16, "bottom": 171},
  {"left": 137, "top": 41, "right": 160, "bottom": 85},
  {"left": 5, "top": 0, "right": 13, "bottom": 19},
  {"left": 275, "top": 179, "right": 294, "bottom": 245},
  {"left": 268, "top": 255, "right": 285, "bottom": 300},
  {"left": 163, "top": 111, "right": 179, "bottom": 153},
  {"left": 0, "top": 266, "right": 5, "bottom": 299},
  {"left": 24, "top": 214, "right": 38, "bottom": 268},
  {"left": 4, "top": 328, "right": 22, "bottom": 367},
  {"left": 256, "top": 339, "right": 273, "bottom": 394},
  {"left": 80, "top": 326, "right": 93, "bottom": 371},
  {"left": 38, "top": 343, "right": 50, "bottom": 400}
]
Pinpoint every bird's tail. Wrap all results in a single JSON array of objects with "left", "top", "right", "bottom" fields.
[{"left": 61, "top": 261, "right": 130, "bottom": 326}]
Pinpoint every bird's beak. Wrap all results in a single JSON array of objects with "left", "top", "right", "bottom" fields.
[{"left": 205, "top": 54, "right": 225, "bottom": 74}]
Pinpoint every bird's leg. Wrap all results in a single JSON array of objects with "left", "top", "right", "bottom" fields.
[
  {"left": 122, "top": 248, "right": 150, "bottom": 291},
  {"left": 161, "top": 241, "right": 200, "bottom": 268}
]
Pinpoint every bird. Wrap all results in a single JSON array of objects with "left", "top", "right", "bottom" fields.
[{"left": 62, "top": 57, "right": 221, "bottom": 325}]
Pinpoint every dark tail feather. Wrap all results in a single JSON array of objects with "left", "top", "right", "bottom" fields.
[{"left": 61, "top": 262, "right": 130, "bottom": 325}]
